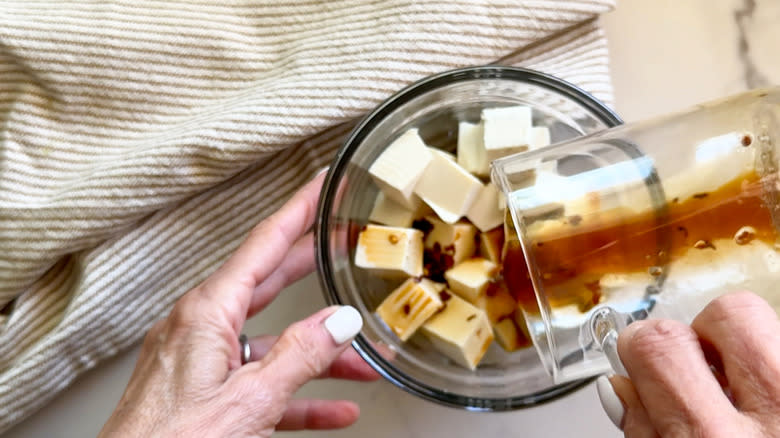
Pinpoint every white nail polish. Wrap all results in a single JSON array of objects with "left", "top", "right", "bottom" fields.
[
  {"left": 596, "top": 375, "right": 624, "bottom": 429},
  {"left": 324, "top": 306, "right": 363, "bottom": 344}
]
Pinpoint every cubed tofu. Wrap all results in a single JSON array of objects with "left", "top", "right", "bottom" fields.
[
  {"left": 491, "top": 311, "right": 530, "bottom": 352},
  {"left": 369, "top": 129, "right": 433, "bottom": 208},
  {"left": 414, "top": 150, "right": 483, "bottom": 223},
  {"left": 376, "top": 278, "right": 445, "bottom": 341},
  {"left": 355, "top": 225, "right": 424, "bottom": 277},
  {"left": 482, "top": 106, "right": 532, "bottom": 161},
  {"left": 479, "top": 227, "right": 504, "bottom": 264},
  {"left": 444, "top": 258, "right": 499, "bottom": 303},
  {"left": 368, "top": 192, "right": 429, "bottom": 228},
  {"left": 423, "top": 217, "right": 477, "bottom": 265},
  {"left": 429, "top": 147, "right": 456, "bottom": 161},
  {"left": 456, "top": 121, "right": 489, "bottom": 176},
  {"left": 528, "top": 126, "right": 551, "bottom": 150},
  {"left": 474, "top": 283, "right": 528, "bottom": 352},
  {"left": 421, "top": 293, "right": 494, "bottom": 370},
  {"left": 466, "top": 183, "right": 504, "bottom": 232}
]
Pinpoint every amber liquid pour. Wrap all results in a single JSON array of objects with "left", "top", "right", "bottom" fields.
[{"left": 503, "top": 170, "right": 779, "bottom": 314}]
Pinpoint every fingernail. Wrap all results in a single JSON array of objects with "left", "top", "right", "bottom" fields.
[
  {"left": 597, "top": 375, "right": 624, "bottom": 429},
  {"left": 324, "top": 306, "right": 363, "bottom": 344},
  {"left": 316, "top": 166, "right": 330, "bottom": 177}
]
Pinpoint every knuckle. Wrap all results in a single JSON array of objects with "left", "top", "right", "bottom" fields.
[
  {"left": 700, "top": 291, "right": 774, "bottom": 326},
  {"left": 141, "top": 319, "right": 167, "bottom": 350},
  {"left": 167, "top": 294, "right": 202, "bottom": 332},
  {"left": 280, "top": 321, "right": 327, "bottom": 376},
  {"left": 620, "top": 319, "right": 695, "bottom": 362}
]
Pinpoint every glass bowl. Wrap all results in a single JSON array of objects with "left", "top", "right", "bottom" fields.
[{"left": 315, "top": 66, "right": 622, "bottom": 410}]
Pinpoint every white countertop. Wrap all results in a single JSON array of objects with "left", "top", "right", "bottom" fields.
[{"left": 5, "top": 0, "right": 778, "bottom": 436}]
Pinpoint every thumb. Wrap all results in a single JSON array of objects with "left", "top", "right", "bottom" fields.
[{"left": 249, "top": 306, "right": 363, "bottom": 398}]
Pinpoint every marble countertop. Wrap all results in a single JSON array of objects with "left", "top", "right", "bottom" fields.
[{"left": 5, "top": 0, "right": 778, "bottom": 436}]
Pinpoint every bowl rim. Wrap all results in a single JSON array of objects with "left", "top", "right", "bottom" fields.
[{"left": 315, "top": 65, "right": 623, "bottom": 411}]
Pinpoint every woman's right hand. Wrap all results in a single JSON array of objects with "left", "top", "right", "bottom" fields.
[{"left": 598, "top": 291, "right": 780, "bottom": 437}]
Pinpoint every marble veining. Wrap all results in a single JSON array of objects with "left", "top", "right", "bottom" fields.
[{"left": 734, "top": 0, "right": 771, "bottom": 88}]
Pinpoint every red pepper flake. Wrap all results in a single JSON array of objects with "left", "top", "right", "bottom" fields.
[
  {"left": 485, "top": 282, "right": 499, "bottom": 297},
  {"left": 742, "top": 134, "right": 753, "bottom": 146},
  {"left": 694, "top": 239, "right": 716, "bottom": 250},
  {"left": 402, "top": 304, "right": 411, "bottom": 315},
  {"left": 439, "top": 290, "right": 452, "bottom": 302},
  {"left": 466, "top": 314, "right": 476, "bottom": 321},
  {"left": 412, "top": 218, "right": 434, "bottom": 236},
  {"left": 424, "top": 243, "right": 455, "bottom": 283}
]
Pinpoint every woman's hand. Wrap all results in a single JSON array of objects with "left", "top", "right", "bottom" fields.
[
  {"left": 598, "top": 291, "right": 780, "bottom": 437},
  {"left": 99, "top": 171, "right": 380, "bottom": 438}
]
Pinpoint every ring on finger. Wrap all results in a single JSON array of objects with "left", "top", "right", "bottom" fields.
[{"left": 239, "top": 334, "right": 251, "bottom": 365}]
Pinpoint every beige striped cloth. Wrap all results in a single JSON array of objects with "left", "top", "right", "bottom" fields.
[{"left": 0, "top": 0, "right": 616, "bottom": 431}]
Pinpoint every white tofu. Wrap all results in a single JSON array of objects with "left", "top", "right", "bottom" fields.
[
  {"left": 369, "top": 129, "right": 433, "bottom": 208},
  {"left": 424, "top": 217, "right": 477, "bottom": 265},
  {"left": 466, "top": 183, "right": 504, "bottom": 232},
  {"left": 355, "top": 225, "right": 424, "bottom": 277},
  {"left": 414, "top": 151, "right": 482, "bottom": 223},
  {"left": 528, "top": 126, "right": 551, "bottom": 150},
  {"left": 479, "top": 227, "right": 504, "bottom": 263},
  {"left": 444, "top": 258, "right": 499, "bottom": 303},
  {"left": 482, "top": 106, "right": 532, "bottom": 161},
  {"left": 421, "top": 294, "right": 494, "bottom": 370},
  {"left": 369, "top": 192, "right": 427, "bottom": 228},
  {"left": 491, "top": 311, "right": 529, "bottom": 352},
  {"left": 474, "top": 284, "right": 528, "bottom": 352},
  {"left": 429, "top": 147, "right": 456, "bottom": 161},
  {"left": 456, "top": 121, "right": 489, "bottom": 176},
  {"left": 376, "top": 278, "right": 445, "bottom": 341}
]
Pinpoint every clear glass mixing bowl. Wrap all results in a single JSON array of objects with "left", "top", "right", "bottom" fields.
[{"left": 315, "top": 66, "right": 622, "bottom": 410}]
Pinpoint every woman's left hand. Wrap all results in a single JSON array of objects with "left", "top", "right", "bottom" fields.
[{"left": 99, "top": 171, "right": 380, "bottom": 438}]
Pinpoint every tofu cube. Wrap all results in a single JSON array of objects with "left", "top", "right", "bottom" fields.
[
  {"left": 466, "top": 183, "right": 504, "bottom": 232},
  {"left": 421, "top": 294, "right": 494, "bottom": 370},
  {"left": 355, "top": 225, "right": 424, "bottom": 277},
  {"left": 491, "top": 311, "right": 530, "bottom": 352},
  {"left": 369, "top": 129, "right": 433, "bottom": 208},
  {"left": 369, "top": 192, "right": 417, "bottom": 228},
  {"left": 429, "top": 147, "right": 456, "bottom": 162},
  {"left": 444, "top": 257, "right": 499, "bottom": 303},
  {"left": 413, "top": 150, "right": 482, "bottom": 224},
  {"left": 474, "top": 283, "right": 528, "bottom": 352},
  {"left": 479, "top": 227, "right": 504, "bottom": 263},
  {"left": 482, "top": 106, "right": 532, "bottom": 161},
  {"left": 456, "top": 121, "right": 489, "bottom": 176},
  {"left": 528, "top": 126, "right": 551, "bottom": 150},
  {"left": 423, "top": 217, "right": 477, "bottom": 265},
  {"left": 376, "top": 278, "right": 445, "bottom": 341}
]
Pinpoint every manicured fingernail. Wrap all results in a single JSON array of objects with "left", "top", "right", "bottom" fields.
[
  {"left": 597, "top": 375, "right": 624, "bottom": 429},
  {"left": 324, "top": 306, "right": 362, "bottom": 344}
]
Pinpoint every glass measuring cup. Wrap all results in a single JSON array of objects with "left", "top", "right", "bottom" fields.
[{"left": 491, "top": 88, "right": 780, "bottom": 383}]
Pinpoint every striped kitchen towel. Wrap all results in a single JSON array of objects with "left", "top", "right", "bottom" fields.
[{"left": 0, "top": 0, "right": 615, "bottom": 431}]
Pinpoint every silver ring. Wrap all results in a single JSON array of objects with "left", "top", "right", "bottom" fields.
[{"left": 239, "top": 334, "right": 251, "bottom": 365}]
